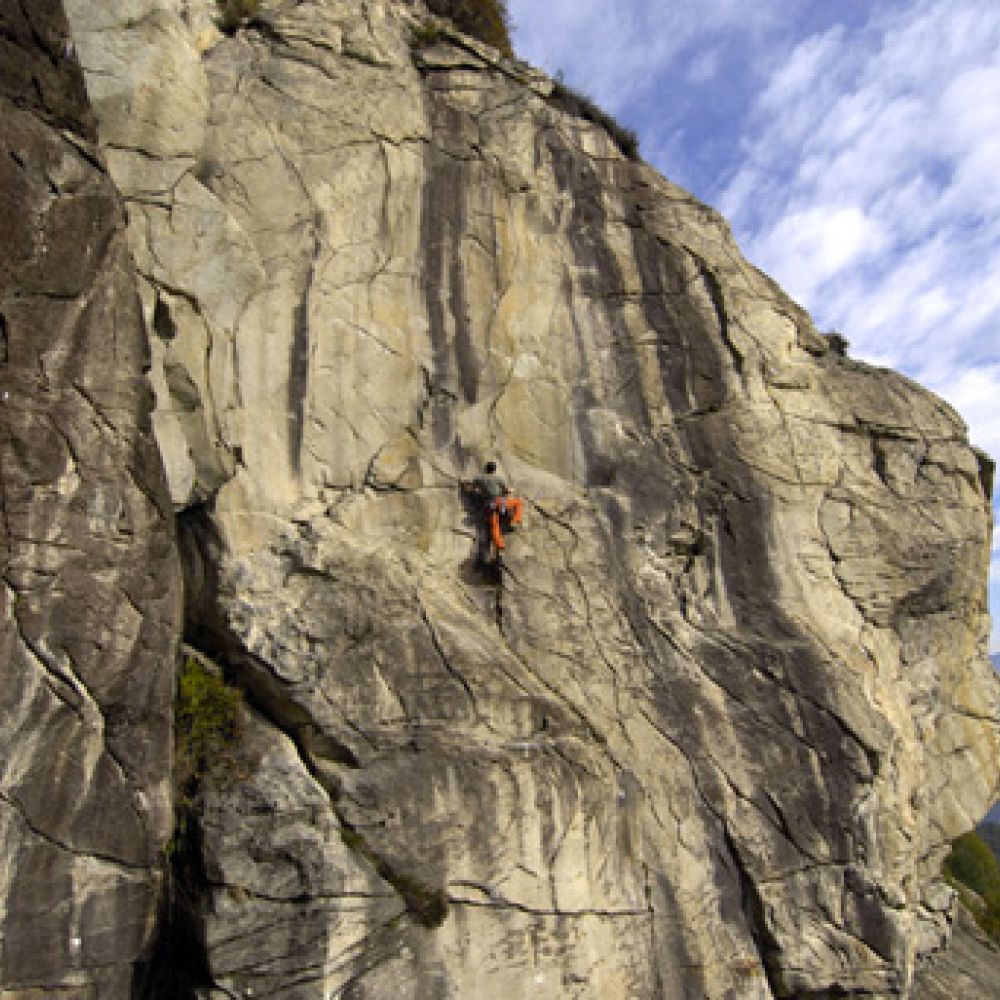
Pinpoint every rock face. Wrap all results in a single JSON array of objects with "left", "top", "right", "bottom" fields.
[
  {"left": 0, "top": 1, "right": 181, "bottom": 996},
  {"left": 912, "top": 903, "right": 1000, "bottom": 999},
  {"left": 44, "top": 0, "right": 1000, "bottom": 996}
]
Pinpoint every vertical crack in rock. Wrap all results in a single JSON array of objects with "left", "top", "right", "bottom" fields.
[
  {"left": 288, "top": 213, "right": 321, "bottom": 476},
  {"left": 690, "top": 250, "right": 743, "bottom": 379},
  {"left": 416, "top": 594, "right": 484, "bottom": 721},
  {"left": 722, "top": 826, "right": 784, "bottom": 997}
]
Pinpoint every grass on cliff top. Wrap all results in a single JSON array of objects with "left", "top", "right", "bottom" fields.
[
  {"left": 548, "top": 77, "right": 640, "bottom": 161},
  {"left": 424, "top": 0, "right": 513, "bottom": 56},
  {"left": 943, "top": 831, "right": 1000, "bottom": 941}
]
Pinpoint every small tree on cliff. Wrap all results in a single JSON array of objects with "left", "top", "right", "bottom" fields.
[{"left": 425, "top": 0, "right": 513, "bottom": 56}]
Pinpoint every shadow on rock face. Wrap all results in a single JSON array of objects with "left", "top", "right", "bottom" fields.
[{"left": 459, "top": 553, "right": 502, "bottom": 587}]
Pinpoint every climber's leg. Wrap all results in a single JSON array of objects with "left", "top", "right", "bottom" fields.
[
  {"left": 489, "top": 507, "right": 505, "bottom": 551},
  {"left": 506, "top": 496, "right": 523, "bottom": 525}
]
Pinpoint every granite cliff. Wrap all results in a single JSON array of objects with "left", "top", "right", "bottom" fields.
[
  {"left": 2, "top": 0, "right": 999, "bottom": 997},
  {"left": 0, "top": 0, "right": 181, "bottom": 994}
]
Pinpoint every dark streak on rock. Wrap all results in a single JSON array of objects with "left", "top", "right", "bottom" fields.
[
  {"left": 637, "top": 230, "right": 727, "bottom": 418},
  {"left": 564, "top": 271, "right": 605, "bottom": 484},
  {"left": 339, "top": 821, "right": 449, "bottom": 928},
  {"left": 289, "top": 214, "right": 322, "bottom": 476},
  {"left": 420, "top": 100, "right": 478, "bottom": 448},
  {"left": 152, "top": 296, "right": 176, "bottom": 342},
  {"left": 288, "top": 290, "right": 309, "bottom": 475},
  {"left": 0, "top": 0, "right": 95, "bottom": 136},
  {"left": 974, "top": 447, "right": 995, "bottom": 503},
  {"left": 546, "top": 128, "right": 649, "bottom": 475},
  {"left": 609, "top": 165, "right": 895, "bottom": 988},
  {"left": 871, "top": 434, "right": 890, "bottom": 488},
  {"left": 449, "top": 242, "right": 478, "bottom": 405},
  {"left": 722, "top": 826, "right": 785, "bottom": 997},
  {"left": 695, "top": 255, "right": 742, "bottom": 379}
]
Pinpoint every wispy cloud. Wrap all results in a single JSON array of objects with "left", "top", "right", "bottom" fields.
[{"left": 509, "top": 0, "right": 783, "bottom": 120}]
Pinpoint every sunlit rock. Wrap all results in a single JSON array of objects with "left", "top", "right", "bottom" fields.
[{"left": 19, "top": 0, "right": 1000, "bottom": 995}]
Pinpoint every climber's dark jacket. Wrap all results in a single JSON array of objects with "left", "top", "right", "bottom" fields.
[
  {"left": 472, "top": 473, "right": 506, "bottom": 501},
  {"left": 464, "top": 474, "right": 523, "bottom": 552}
]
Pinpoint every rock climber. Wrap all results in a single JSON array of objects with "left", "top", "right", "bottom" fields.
[{"left": 462, "top": 461, "right": 523, "bottom": 560}]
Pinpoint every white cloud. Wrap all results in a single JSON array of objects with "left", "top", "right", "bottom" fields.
[
  {"left": 758, "top": 27, "right": 845, "bottom": 113},
  {"left": 508, "top": 0, "right": 782, "bottom": 114},
  {"left": 748, "top": 204, "right": 888, "bottom": 306},
  {"left": 930, "top": 364, "right": 1000, "bottom": 459}
]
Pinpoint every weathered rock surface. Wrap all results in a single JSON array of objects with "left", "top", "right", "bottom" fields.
[
  {"left": 0, "top": 0, "right": 181, "bottom": 995},
  {"left": 912, "top": 902, "right": 1000, "bottom": 998},
  {"left": 47, "top": 0, "right": 1000, "bottom": 996}
]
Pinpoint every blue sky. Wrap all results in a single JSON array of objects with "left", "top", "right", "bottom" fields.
[{"left": 509, "top": 0, "right": 1000, "bottom": 655}]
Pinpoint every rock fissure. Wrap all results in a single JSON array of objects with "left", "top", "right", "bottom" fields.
[
  {"left": 448, "top": 894, "right": 651, "bottom": 920},
  {"left": 180, "top": 654, "right": 449, "bottom": 935},
  {"left": 14, "top": 617, "right": 92, "bottom": 715},
  {"left": 689, "top": 251, "right": 743, "bottom": 380},
  {"left": 500, "top": 638, "right": 627, "bottom": 775},
  {"left": 336, "top": 817, "right": 450, "bottom": 928},
  {"left": 205, "top": 882, "right": 397, "bottom": 906},
  {"left": 415, "top": 595, "right": 487, "bottom": 723},
  {"left": 0, "top": 787, "right": 148, "bottom": 871},
  {"left": 722, "top": 825, "right": 785, "bottom": 997},
  {"left": 674, "top": 624, "right": 870, "bottom": 784}
]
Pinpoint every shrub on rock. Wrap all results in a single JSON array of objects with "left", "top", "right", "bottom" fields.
[{"left": 425, "top": 0, "right": 513, "bottom": 56}]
